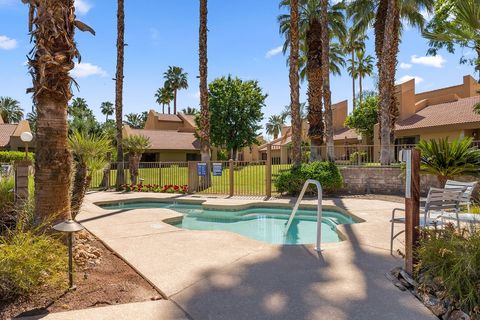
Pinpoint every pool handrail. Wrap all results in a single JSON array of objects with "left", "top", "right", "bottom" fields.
[{"left": 284, "top": 179, "right": 323, "bottom": 252}]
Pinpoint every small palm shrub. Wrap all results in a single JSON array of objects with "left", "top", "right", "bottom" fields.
[
  {"left": 416, "top": 226, "right": 480, "bottom": 317},
  {"left": 417, "top": 137, "right": 480, "bottom": 186},
  {"left": 123, "top": 135, "right": 151, "bottom": 185},
  {"left": 274, "top": 161, "right": 343, "bottom": 195}
]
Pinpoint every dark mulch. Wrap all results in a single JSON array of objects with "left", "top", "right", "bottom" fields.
[{"left": 0, "top": 233, "right": 161, "bottom": 320}]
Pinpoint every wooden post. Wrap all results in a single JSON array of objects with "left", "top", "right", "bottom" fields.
[
  {"left": 14, "top": 160, "right": 31, "bottom": 204},
  {"left": 266, "top": 144, "right": 272, "bottom": 198},
  {"left": 405, "top": 149, "right": 420, "bottom": 274},
  {"left": 229, "top": 159, "right": 234, "bottom": 197}
]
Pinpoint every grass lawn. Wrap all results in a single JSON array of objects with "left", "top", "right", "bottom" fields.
[{"left": 91, "top": 164, "right": 293, "bottom": 196}]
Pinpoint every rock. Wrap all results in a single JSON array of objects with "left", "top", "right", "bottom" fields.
[
  {"left": 399, "top": 269, "right": 418, "bottom": 287},
  {"left": 422, "top": 293, "right": 447, "bottom": 317},
  {"left": 448, "top": 310, "right": 470, "bottom": 320}
]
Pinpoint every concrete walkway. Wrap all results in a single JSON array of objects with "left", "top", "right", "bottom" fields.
[{"left": 32, "top": 192, "right": 434, "bottom": 320}]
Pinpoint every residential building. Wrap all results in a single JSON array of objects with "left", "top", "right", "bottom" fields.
[{"left": 0, "top": 116, "right": 33, "bottom": 151}]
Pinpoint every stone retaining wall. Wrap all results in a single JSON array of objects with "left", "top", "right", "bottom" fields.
[{"left": 339, "top": 167, "right": 441, "bottom": 195}]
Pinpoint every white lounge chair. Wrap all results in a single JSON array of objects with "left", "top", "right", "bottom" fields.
[
  {"left": 444, "top": 180, "right": 477, "bottom": 212},
  {"left": 390, "top": 187, "right": 465, "bottom": 255}
]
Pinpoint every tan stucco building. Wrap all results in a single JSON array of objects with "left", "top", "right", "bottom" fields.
[{"left": 0, "top": 116, "right": 33, "bottom": 151}]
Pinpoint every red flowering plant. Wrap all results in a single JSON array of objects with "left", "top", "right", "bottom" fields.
[{"left": 121, "top": 183, "right": 188, "bottom": 194}]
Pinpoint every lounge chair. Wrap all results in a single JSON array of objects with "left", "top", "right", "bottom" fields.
[
  {"left": 390, "top": 187, "right": 465, "bottom": 255},
  {"left": 444, "top": 180, "right": 477, "bottom": 212}
]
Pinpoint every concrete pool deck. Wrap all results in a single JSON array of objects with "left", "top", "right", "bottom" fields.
[{"left": 45, "top": 192, "right": 434, "bottom": 320}]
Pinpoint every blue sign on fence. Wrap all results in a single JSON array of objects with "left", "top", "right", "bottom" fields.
[
  {"left": 197, "top": 162, "right": 207, "bottom": 177},
  {"left": 212, "top": 163, "right": 222, "bottom": 176}
]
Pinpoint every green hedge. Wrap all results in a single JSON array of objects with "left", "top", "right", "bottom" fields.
[
  {"left": 0, "top": 151, "right": 34, "bottom": 163},
  {"left": 274, "top": 161, "right": 343, "bottom": 195}
]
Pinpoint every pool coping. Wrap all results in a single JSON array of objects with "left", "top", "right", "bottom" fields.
[{"left": 92, "top": 196, "right": 365, "bottom": 244}]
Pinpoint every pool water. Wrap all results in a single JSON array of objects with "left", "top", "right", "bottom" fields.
[{"left": 100, "top": 202, "right": 357, "bottom": 245}]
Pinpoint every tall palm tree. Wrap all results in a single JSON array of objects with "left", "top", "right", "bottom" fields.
[
  {"left": 199, "top": 0, "right": 211, "bottom": 164},
  {"left": 182, "top": 107, "right": 197, "bottom": 115},
  {"left": 100, "top": 101, "right": 114, "bottom": 122},
  {"left": 155, "top": 86, "right": 174, "bottom": 114},
  {"left": 320, "top": 0, "right": 335, "bottom": 161},
  {"left": 0, "top": 97, "right": 23, "bottom": 123},
  {"left": 279, "top": 0, "right": 346, "bottom": 161},
  {"left": 266, "top": 115, "right": 285, "bottom": 140},
  {"left": 164, "top": 66, "right": 189, "bottom": 115},
  {"left": 25, "top": 0, "right": 94, "bottom": 222},
  {"left": 423, "top": 0, "right": 480, "bottom": 82},
  {"left": 355, "top": 50, "right": 375, "bottom": 104},
  {"left": 122, "top": 135, "right": 151, "bottom": 185},
  {"left": 341, "top": 28, "right": 366, "bottom": 110},
  {"left": 115, "top": 0, "right": 126, "bottom": 189},
  {"left": 288, "top": 0, "right": 302, "bottom": 167},
  {"left": 348, "top": 0, "right": 433, "bottom": 164}
]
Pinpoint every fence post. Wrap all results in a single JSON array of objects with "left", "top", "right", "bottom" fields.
[
  {"left": 14, "top": 160, "right": 31, "bottom": 205},
  {"left": 266, "top": 144, "right": 272, "bottom": 198},
  {"left": 229, "top": 159, "right": 234, "bottom": 197}
]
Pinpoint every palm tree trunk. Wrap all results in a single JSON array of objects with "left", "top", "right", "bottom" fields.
[
  {"left": 377, "top": 0, "right": 398, "bottom": 165},
  {"left": 129, "top": 154, "right": 140, "bottom": 185},
  {"left": 162, "top": 104, "right": 165, "bottom": 114},
  {"left": 168, "top": 103, "right": 171, "bottom": 114},
  {"left": 199, "top": 0, "right": 211, "bottom": 189},
  {"left": 359, "top": 76, "right": 363, "bottom": 105},
  {"left": 306, "top": 20, "right": 324, "bottom": 162},
  {"left": 29, "top": 0, "right": 75, "bottom": 222},
  {"left": 320, "top": 0, "right": 334, "bottom": 162},
  {"left": 289, "top": 0, "right": 302, "bottom": 168},
  {"left": 351, "top": 49, "right": 356, "bottom": 110},
  {"left": 173, "top": 89, "right": 177, "bottom": 115},
  {"left": 100, "top": 152, "right": 111, "bottom": 189},
  {"left": 71, "top": 162, "right": 87, "bottom": 219},
  {"left": 115, "top": 0, "right": 125, "bottom": 189}
]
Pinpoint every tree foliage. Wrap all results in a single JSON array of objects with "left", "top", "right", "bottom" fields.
[
  {"left": 124, "top": 112, "right": 147, "bottom": 129},
  {"left": 206, "top": 76, "right": 266, "bottom": 159},
  {"left": 68, "top": 97, "right": 101, "bottom": 135},
  {"left": 0, "top": 97, "right": 23, "bottom": 124},
  {"left": 344, "top": 94, "right": 378, "bottom": 140}
]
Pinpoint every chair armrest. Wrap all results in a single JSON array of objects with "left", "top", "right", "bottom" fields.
[{"left": 391, "top": 208, "right": 405, "bottom": 222}]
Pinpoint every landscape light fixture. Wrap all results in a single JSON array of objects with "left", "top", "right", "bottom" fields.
[
  {"left": 20, "top": 131, "right": 33, "bottom": 160},
  {"left": 52, "top": 219, "right": 84, "bottom": 290}
]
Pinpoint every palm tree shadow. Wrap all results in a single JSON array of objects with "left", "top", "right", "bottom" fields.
[{"left": 171, "top": 198, "right": 431, "bottom": 320}]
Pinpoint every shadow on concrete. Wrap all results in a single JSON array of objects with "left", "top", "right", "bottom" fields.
[
  {"left": 171, "top": 198, "right": 430, "bottom": 320},
  {"left": 77, "top": 208, "right": 133, "bottom": 224}
]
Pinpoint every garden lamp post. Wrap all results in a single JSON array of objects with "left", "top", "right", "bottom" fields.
[
  {"left": 52, "top": 219, "right": 84, "bottom": 290},
  {"left": 20, "top": 131, "right": 33, "bottom": 160}
]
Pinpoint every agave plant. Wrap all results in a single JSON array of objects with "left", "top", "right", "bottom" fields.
[
  {"left": 123, "top": 135, "right": 151, "bottom": 185},
  {"left": 417, "top": 137, "right": 480, "bottom": 186}
]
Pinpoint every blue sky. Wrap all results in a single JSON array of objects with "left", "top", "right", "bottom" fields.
[{"left": 0, "top": 0, "right": 476, "bottom": 135}]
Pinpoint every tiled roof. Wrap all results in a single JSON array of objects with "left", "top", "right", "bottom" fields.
[
  {"left": 396, "top": 96, "right": 480, "bottom": 131},
  {"left": 153, "top": 113, "right": 183, "bottom": 122},
  {"left": 131, "top": 129, "right": 200, "bottom": 151},
  {"left": 0, "top": 124, "right": 17, "bottom": 147},
  {"left": 333, "top": 127, "right": 359, "bottom": 141}
]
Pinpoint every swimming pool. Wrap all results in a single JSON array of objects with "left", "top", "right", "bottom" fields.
[{"left": 99, "top": 201, "right": 358, "bottom": 245}]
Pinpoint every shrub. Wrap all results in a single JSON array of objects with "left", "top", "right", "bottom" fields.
[
  {"left": 274, "top": 161, "right": 343, "bottom": 195},
  {"left": 416, "top": 226, "right": 480, "bottom": 316},
  {"left": 121, "top": 184, "right": 188, "bottom": 194},
  {"left": 349, "top": 151, "right": 367, "bottom": 164},
  {"left": 0, "top": 151, "right": 34, "bottom": 163},
  {"left": 0, "top": 229, "right": 66, "bottom": 299},
  {"left": 0, "top": 176, "right": 14, "bottom": 215}
]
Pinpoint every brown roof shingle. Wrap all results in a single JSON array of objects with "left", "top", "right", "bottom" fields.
[
  {"left": 0, "top": 124, "right": 17, "bottom": 148},
  {"left": 396, "top": 96, "right": 480, "bottom": 131},
  {"left": 153, "top": 113, "right": 183, "bottom": 122},
  {"left": 131, "top": 129, "right": 200, "bottom": 151}
]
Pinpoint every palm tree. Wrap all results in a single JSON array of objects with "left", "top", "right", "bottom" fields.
[
  {"left": 288, "top": 0, "right": 301, "bottom": 167},
  {"left": 25, "top": 0, "right": 94, "bottom": 222},
  {"left": 417, "top": 137, "right": 480, "bottom": 186},
  {"left": 199, "top": 0, "right": 211, "bottom": 165},
  {"left": 69, "top": 131, "right": 112, "bottom": 218},
  {"left": 0, "top": 97, "right": 23, "bottom": 123},
  {"left": 281, "top": 102, "right": 308, "bottom": 121},
  {"left": 100, "top": 101, "right": 114, "bottom": 122},
  {"left": 320, "top": 0, "right": 335, "bottom": 161},
  {"left": 155, "top": 86, "right": 174, "bottom": 114},
  {"left": 122, "top": 135, "right": 151, "bottom": 185},
  {"left": 423, "top": 0, "right": 480, "bottom": 82},
  {"left": 348, "top": 0, "right": 433, "bottom": 164},
  {"left": 279, "top": 0, "right": 346, "bottom": 161},
  {"left": 26, "top": 109, "right": 37, "bottom": 134},
  {"left": 124, "top": 113, "right": 145, "bottom": 129},
  {"left": 164, "top": 66, "right": 188, "bottom": 115},
  {"left": 181, "top": 107, "right": 197, "bottom": 115},
  {"left": 353, "top": 50, "right": 374, "bottom": 105},
  {"left": 266, "top": 115, "right": 285, "bottom": 140},
  {"left": 115, "top": 0, "right": 126, "bottom": 189}
]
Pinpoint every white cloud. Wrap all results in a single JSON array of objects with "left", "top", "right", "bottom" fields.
[
  {"left": 75, "top": 0, "right": 92, "bottom": 15},
  {"left": 265, "top": 46, "right": 283, "bottom": 59},
  {"left": 410, "top": 55, "right": 446, "bottom": 68},
  {"left": 399, "top": 62, "right": 412, "bottom": 70},
  {"left": 0, "top": 35, "right": 17, "bottom": 50},
  {"left": 396, "top": 75, "right": 424, "bottom": 85},
  {"left": 70, "top": 62, "right": 107, "bottom": 78}
]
